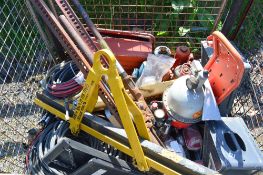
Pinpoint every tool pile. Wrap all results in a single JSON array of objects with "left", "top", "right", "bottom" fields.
[{"left": 26, "top": 0, "right": 263, "bottom": 174}]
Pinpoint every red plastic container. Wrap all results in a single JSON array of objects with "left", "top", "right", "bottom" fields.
[
  {"left": 92, "top": 29, "right": 155, "bottom": 74},
  {"left": 173, "top": 46, "right": 191, "bottom": 68},
  {"left": 93, "top": 37, "right": 153, "bottom": 74},
  {"left": 182, "top": 126, "right": 202, "bottom": 151}
]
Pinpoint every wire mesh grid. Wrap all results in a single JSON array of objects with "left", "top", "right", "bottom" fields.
[
  {"left": 231, "top": 55, "right": 263, "bottom": 151},
  {"left": 230, "top": 0, "right": 263, "bottom": 151},
  {"left": 77, "top": 0, "right": 224, "bottom": 54},
  {"left": 0, "top": 0, "right": 54, "bottom": 173}
]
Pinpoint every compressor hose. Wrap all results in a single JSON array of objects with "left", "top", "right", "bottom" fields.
[
  {"left": 25, "top": 113, "right": 130, "bottom": 174},
  {"left": 42, "top": 61, "right": 83, "bottom": 98},
  {"left": 26, "top": 116, "right": 69, "bottom": 174}
]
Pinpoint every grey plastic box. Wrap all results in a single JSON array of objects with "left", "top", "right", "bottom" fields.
[{"left": 202, "top": 117, "right": 263, "bottom": 174}]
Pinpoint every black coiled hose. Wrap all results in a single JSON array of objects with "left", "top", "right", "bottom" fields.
[
  {"left": 26, "top": 119, "right": 69, "bottom": 174},
  {"left": 42, "top": 61, "right": 83, "bottom": 98},
  {"left": 26, "top": 113, "right": 130, "bottom": 174}
]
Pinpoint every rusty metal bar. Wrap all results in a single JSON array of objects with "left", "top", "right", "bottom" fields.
[
  {"left": 71, "top": 0, "right": 126, "bottom": 74},
  {"left": 230, "top": 0, "right": 254, "bottom": 40},
  {"left": 221, "top": 0, "right": 244, "bottom": 37},
  {"left": 47, "top": 0, "right": 59, "bottom": 19},
  {"left": 29, "top": 0, "right": 121, "bottom": 125},
  {"left": 212, "top": 0, "right": 227, "bottom": 32},
  {"left": 59, "top": 15, "right": 94, "bottom": 65},
  {"left": 26, "top": 0, "right": 53, "bottom": 57},
  {"left": 55, "top": 0, "right": 163, "bottom": 145}
]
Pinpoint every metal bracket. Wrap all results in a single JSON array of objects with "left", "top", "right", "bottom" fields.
[{"left": 42, "top": 138, "right": 142, "bottom": 175}]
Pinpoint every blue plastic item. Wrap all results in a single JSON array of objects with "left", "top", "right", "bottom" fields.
[{"left": 132, "top": 61, "right": 146, "bottom": 79}]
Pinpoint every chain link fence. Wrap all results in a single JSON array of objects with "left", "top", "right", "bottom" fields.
[
  {"left": 230, "top": 0, "right": 263, "bottom": 151},
  {"left": 0, "top": 0, "right": 54, "bottom": 173},
  {"left": 0, "top": 0, "right": 262, "bottom": 173}
]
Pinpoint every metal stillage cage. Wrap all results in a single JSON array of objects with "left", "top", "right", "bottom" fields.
[{"left": 0, "top": 0, "right": 262, "bottom": 173}]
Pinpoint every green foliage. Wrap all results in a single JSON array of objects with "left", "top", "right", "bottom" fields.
[
  {"left": 171, "top": 0, "right": 192, "bottom": 13},
  {"left": 156, "top": 15, "right": 169, "bottom": 36},
  {"left": 178, "top": 27, "right": 190, "bottom": 36},
  {"left": 157, "top": 31, "right": 169, "bottom": 36},
  {"left": 197, "top": 8, "right": 215, "bottom": 30},
  {"left": 152, "top": 0, "right": 221, "bottom": 53},
  {"left": 217, "top": 21, "right": 223, "bottom": 31}
]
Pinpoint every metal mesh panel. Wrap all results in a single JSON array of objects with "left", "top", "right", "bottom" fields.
[
  {"left": 78, "top": 0, "right": 224, "bottom": 54},
  {"left": 231, "top": 0, "right": 263, "bottom": 150},
  {"left": 0, "top": 0, "right": 54, "bottom": 173}
]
